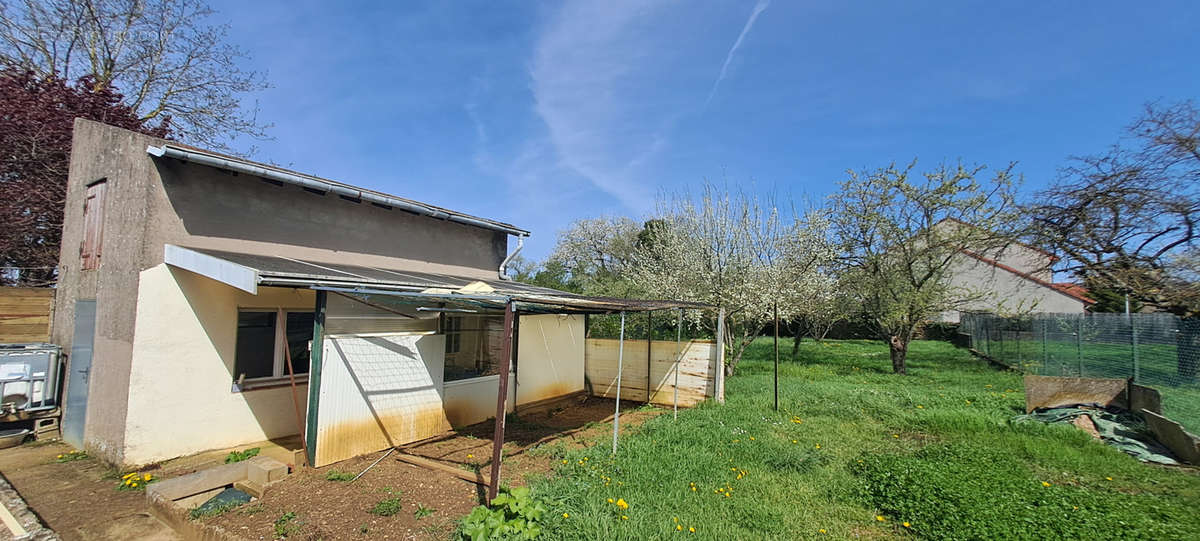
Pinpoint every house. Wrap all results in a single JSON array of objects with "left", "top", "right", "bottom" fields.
[
  {"left": 935, "top": 219, "right": 1094, "bottom": 321},
  {"left": 51, "top": 119, "right": 720, "bottom": 472}
]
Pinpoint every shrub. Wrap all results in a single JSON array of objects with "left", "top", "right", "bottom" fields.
[
  {"left": 225, "top": 447, "right": 260, "bottom": 463},
  {"left": 459, "top": 486, "right": 547, "bottom": 540}
]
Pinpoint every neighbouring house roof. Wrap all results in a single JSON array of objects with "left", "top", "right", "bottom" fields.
[
  {"left": 146, "top": 143, "right": 529, "bottom": 237},
  {"left": 958, "top": 249, "right": 1095, "bottom": 305},
  {"left": 936, "top": 217, "right": 1059, "bottom": 262},
  {"left": 164, "top": 245, "right": 709, "bottom": 314},
  {"left": 1050, "top": 282, "right": 1091, "bottom": 301}
]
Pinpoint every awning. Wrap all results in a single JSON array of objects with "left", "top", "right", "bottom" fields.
[{"left": 163, "top": 244, "right": 710, "bottom": 314}]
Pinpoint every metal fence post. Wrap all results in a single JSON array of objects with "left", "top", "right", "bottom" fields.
[
  {"left": 1131, "top": 313, "right": 1141, "bottom": 383},
  {"left": 1076, "top": 315, "right": 1083, "bottom": 377},
  {"left": 1041, "top": 318, "right": 1048, "bottom": 369}
]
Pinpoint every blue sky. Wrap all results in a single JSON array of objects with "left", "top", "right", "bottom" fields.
[{"left": 209, "top": 0, "right": 1200, "bottom": 260}]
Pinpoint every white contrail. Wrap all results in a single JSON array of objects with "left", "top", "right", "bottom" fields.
[{"left": 705, "top": 0, "right": 771, "bottom": 106}]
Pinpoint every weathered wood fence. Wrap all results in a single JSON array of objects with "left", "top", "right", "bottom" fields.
[
  {"left": 585, "top": 338, "right": 722, "bottom": 407},
  {"left": 0, "top": 287, "right": 54, "bottom": 343}
]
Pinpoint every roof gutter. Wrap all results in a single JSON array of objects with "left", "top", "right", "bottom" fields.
[{"left": 147, "top": 144, "right": 530, "bottom": 238}]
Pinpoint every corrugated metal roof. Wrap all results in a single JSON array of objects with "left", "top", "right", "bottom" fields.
[{"left": 169, "top": 245, "right": 708, "bottom": 314}]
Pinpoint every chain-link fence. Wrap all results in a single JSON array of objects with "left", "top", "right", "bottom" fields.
[{"left": 960, "top": 312, "right": 1200, "bottom": 434}]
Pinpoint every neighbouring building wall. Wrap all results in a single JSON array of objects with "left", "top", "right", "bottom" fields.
[
  {"left": 122, "top": 265, "right": 313, "bottom": 465},
  {"left": 943, "top": 254, "right": 1087, "bottom": 322}
]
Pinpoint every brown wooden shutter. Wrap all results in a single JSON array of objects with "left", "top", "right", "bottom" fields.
[{"left": 81, "top": 180, "right": 107, "bottom": 270}]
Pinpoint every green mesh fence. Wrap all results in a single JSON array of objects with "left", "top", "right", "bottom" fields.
[{"left": 960, "top": 312, "right": 1200, "bottom": 434}]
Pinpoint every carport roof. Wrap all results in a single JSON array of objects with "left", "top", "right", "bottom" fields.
[{"left": 163, "top": 244, "right": 709, "bottom": 314}]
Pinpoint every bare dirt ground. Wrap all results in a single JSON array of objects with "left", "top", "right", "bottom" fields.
[
  {"left": 202, "top": 397, "right": 664, "bottom": 540},
  {"left": 0, "top": 441, "right": 180, "bottom": 541}
]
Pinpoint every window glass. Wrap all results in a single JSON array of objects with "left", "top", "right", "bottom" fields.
[
  {"left": 285, "top": 312, "right": 314, "bottom": 374},
  {"left": 444, "top": 314, "right": 506, "bottom": 382},
  {"left": 235, "top": 311, "right": 276, "bottom": 380}
]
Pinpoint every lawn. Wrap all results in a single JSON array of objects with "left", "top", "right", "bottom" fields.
[{"left": 526, "top": 339, "right": 1200, "bottom": 540}]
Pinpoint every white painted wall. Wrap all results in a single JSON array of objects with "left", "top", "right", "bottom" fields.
[{"left": 123, "top": 265, "right": 313, "bottom": 465}]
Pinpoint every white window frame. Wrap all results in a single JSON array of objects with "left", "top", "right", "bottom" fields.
[{"left": 233, "top": 308, "right": 312, "bottom": 392}]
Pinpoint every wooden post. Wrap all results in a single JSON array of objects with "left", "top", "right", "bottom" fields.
[
  {"left": 304, "top": 290, "right": 327, "bottom": 467},
  {"left": 487, "top": 301, "right": 516, "bottom": 501},
  {"left": 674, "top": 309, "right": 682, "bottom": 420},
  {"left": 646, "top": 310, "right": 653, "bottom": 403},
  {"left": 715, "top": 307, "right": 725, "bottom": 403},
  {"left": 282, "top": 339, "right": 309, "bottom": 467},
  {"left": 773, "top": 302, "right": 779, "bottom": 411},
  {"left": 612, "top": 312, "right": 626, "bottom": 454}
]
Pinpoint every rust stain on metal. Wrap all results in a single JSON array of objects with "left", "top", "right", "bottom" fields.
[{"left": 316, "top": 403, "right": 450, "bottom": 466}]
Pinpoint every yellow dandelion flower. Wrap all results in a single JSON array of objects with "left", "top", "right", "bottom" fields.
[
  {"left": 903, "top": 522, "right": 911, "bottom": 528},
  {"left": 563, "top": 513, "right": 570, "bottom": 518},
  {"left": 607, "top": 498, "right": 614, "bottom": 504},
  {"left": 143, "top": 474, "right": 151, "bottom": 481},
  {"left": 916, "top": 405, "right": 924, "bottom": 409},
  {"left": 676, "top": 525, "right": 683, "bottom": 531},
  {"left": 690, "top": 486, "right": 696, "bottom": 492},
  {"left": 130, "top": 482, "right": 138, "bottom": 488},
  {"left": 1042, "top": 481, "right": 1051, "bottom": 487},
  {"left": 689, "top": 526, "right": 695, "bottom": 533},
  {"left": 1105, "top": 476, "right": 1113, "bottom": 481},
  {"left": 621, "top": 515, "right": 628, "bottom": 520},
  {"left": 893, "top": 434, "right": 899, "bottom": 438},
  {"left": 616, "top": 498, "right": 628, "bottom": 510},
  {"left": 562, "top": 459, "right": 568, "bottom": 464},
  {"left": 792, "top": 440, "right": 797, "bottom": 444},
  {"left": 815, "top": 444, "right": 821, "bottom": 449},
  {"left": 673, "top": 517, "right": 679, "bottom": 523},
  {"left": 876, "top": 515, "right": 885, "bottom": 522},
  {"left": 724, "top": 492, "right": 730, "bottom": 498},
  {"left": 466, "top": 454, "right": 474, "bottom": 459},
  {"left": 749, "top": 436, "right": 755, "bottom": 440},
  {"left": 818, "top": 529, "right": 827, "bottom": 534}
]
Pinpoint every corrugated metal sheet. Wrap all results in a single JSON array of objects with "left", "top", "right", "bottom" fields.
[{"left": 314, "top": 333, "right": 449, "bottom": 466}]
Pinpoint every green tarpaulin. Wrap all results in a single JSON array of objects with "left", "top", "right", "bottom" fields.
[{"left": 1014, "top": 407, "right": 1179, "bottom": 465}]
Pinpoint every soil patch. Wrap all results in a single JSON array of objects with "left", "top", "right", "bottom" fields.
[
  {"left": 201, "top": 397, "right": 664, "bottom": 540},
  {"left": 0, "top": 441, "right": 180, "bottom": 541}
]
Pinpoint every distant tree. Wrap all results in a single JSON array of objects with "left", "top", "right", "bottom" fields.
[
  {"left": 0, "top": 0, "right": 268, "bottom": 150},
  {"left": 506, "top": 255, "right": 579, "bottom": 293},
  {"left": 1029, "top": 101, "right": 1200, "bottom": 319},
  {"left": 830, "top": 161, "right": 1020, "bottom": 374},
  {"left": 632, "top": 183, "right": 831, "bottom": 375},
  {"left": 0, "top": 68, "right": 169, "bottom": 286},
  {"left": 548, "top": 216, "right": 644, "bottom": 298}
]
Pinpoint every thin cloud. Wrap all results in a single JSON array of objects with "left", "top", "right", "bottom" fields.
[{"left": 705, "top": 0, "right": 771, "bottom": 106}]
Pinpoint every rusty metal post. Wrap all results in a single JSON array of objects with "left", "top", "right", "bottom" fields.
[
  {"left": 773, "top": 302, "right": 779, "bottom": 412},
  {"left": 612, "top": 311, "right": 626, "bottom": 454},
  {"left": 487, "top": 300, "right": 516, "bottom": 501}
]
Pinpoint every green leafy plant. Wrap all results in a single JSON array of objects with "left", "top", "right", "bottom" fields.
[
  {"left": 325, "top": 469, "right": 355, "bottom": 482},
  {"left": 189, "top": 499, "right": 242, "bottom": 519},
  {"left": 273, "top": 511, "right": 298, "bottom": 538},
  {"left": 225, "top": 447, "right": 261, "bottom": 463},
  {"left": 414, "top": 504, "right": 436, "bottom": 519},
  {"left": 370, "top": 496, "right": 403, "bottom": 516},
  {"left": 459, "top": 486, "right": 547, "bottom": 540}
]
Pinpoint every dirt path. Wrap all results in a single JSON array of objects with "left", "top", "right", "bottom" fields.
[{"left": 0, "top": 442, "right": 180, "bottom": 541}]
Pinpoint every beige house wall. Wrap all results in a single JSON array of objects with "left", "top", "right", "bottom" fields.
[
  {"left": 53, "top": 119, "right": 515, "bottom": 464},
  {"left": 122, "top": 265, "right": 313, "bottom": 465},
  {"left": 943, "top": 255, "right": 1086, "bottom": 322}
]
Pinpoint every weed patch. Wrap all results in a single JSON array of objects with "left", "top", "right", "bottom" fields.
[
  {"left": 370, "top": 496, "right": 403, "bottom": 516},
  {"left": 225, "top": 447, "right": 260, "bottom": 463}
]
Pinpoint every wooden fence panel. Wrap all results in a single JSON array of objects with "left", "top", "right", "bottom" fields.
[
  {"left": 585, "top": 338, "right": 721, "bottom": 407},
  {"left": 0, "top": 288, "right": 54, "bottom": 343}
]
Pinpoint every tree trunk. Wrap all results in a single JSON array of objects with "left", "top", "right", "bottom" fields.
[
  {"left": 1178, "top": 318, "right": 1199, "bottom": 381},
  {"left": 888, "top": 335, "right": 908, "bottom": 375}
]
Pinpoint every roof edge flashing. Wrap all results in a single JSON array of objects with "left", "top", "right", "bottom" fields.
[{"left": 146, "top": 144, "right": 529, "bottom": 237}]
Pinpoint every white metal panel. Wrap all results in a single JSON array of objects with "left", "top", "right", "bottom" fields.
[
  {"left": 314, "top": 333, "right": 448, "bottom": 466},
  {"left": 163, "top": 244, "right": 259, "bottom": 294}
]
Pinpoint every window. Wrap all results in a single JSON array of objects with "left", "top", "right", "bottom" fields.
[
  {"left": 81, "top": 180, "right": 107, "bottom": 270},
  {"left": 442, "top": 314, "right": 510, "bottom": 382},
  {"left": 234, "top": 309, "right": 314, "bottom": 389}
]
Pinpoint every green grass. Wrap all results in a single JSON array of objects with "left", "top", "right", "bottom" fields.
[{"left": 529, "top": 339, "right": 1200, "bottom": 540}]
